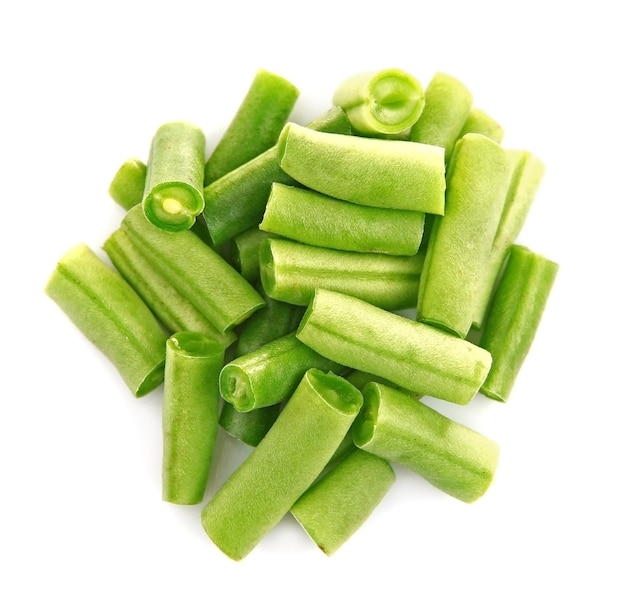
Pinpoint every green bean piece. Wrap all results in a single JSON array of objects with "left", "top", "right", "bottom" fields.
[
  {"left": 409, "top": 72, "right": 473, "bottom": 161},
  {"left": 278, "top": 123, "right": 446, "bottom": 214},
  {"left": 479, "top": 245, "right": 559, "bottom": 402},
  {"left": 260, "top": 237, "right": 423, "bottom": 311},
  {"left": 103, "top": 228, "right": 236, "bottom": 347},
  {"left": 234, "top": 285, "right": 304, "bottom": 357},
  {"left": 296, "top": 289, "right": 492, "bottom": 405},
  {"left": 204, "top": 68, "right": 299, "bottom": 185},
  {"left": 108, "top": 158, "right": 147, "bottom": 211},
  {"left": 201, "top": 369, "right": 363, "bottom": 560},
  {"left": 231, "top": 227, "right": 272, "bottom": 283},
  {"left": 142, "top": 121, "right": 206, "bottom": 232},
  {"left": 417, "top": 133, "right": 510, "bottom": 338},
  {"left": 472, "top": 150, "right": 546, "bottom": 328},
  {"left": 219, "top": 286, "right": 304, "bottom": 446},
  {"left": 260, "top": 183, "right": 425, "bottom": 255},
  {"left": 332, "top": 68, "right": 425, "bottom": 136},
  {"left": 458, "top": 107, "right": 504, "bottom": 143},
  {"left": 219, "top": 332, "right": 345, "bottom": 412},
  {"left": 202, "top": 106, "right": 352, "bottom": 247},
  {"left": 45, "top": 244, "right": 167, "bottom": 397},
  {"left": 354, "top": 383, "right": 500, "bottom": 503},
  {"left": 163, "top": 332, "right": 224, "bottom": 505},
  {"left": 121, "top": 206, "right": 265, "bottom": 333},
  {"left": 291, "top": 449, "right": 395, "bottom": 556}
]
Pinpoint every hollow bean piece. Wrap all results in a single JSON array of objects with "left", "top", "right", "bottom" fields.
[
  {"left": 202, "top": 106, "right": 352, "bottom": 247},
  {"left": 201, "top": 369, "right": 363, "bottom": 561},
  {"left": 458, "top": 107, "right": 504, "bottom": 143},
  {"left": 291, "top": 448, "right": 395, "bottom": 556},
  {"left": 417, "top": 133, "right": 510, "bottom": 338},
  {"left": 121, "top": 206, "right": 265, "bottom": 333},
  {"left": 296, "top": 289, "right": 492, "bottom": 405},
  {"left": 231, "top": 227, "right": 272, "bottom": 283},
  {"left": 353, "top": 383, "right": 500, "bottom": 503},
  {"left": 142, "top": 121, "right": 206, "bottom": 232},
  {"left": 479, "top": 245, "right": 559, "bottom": 402},
  {"left": 332, "top": 67, "right": 425, "bottom": 136},
  {"left": 103, "top": 228, "right": 236, "bottom": 347},
  {"left": 204, "top": 68, "right": 299, "bottom": 185},
  {"left": 471, "top": 150, "right": 546, "bottom": 328},
  {"left": 260, "top": 183, "right": 425, "bottom": 255},
  {"left": 108, "top": 158, "right": 147, "bottom": 210},
  {"left": 260, "top": 238, "right": 423, "bottom": 310},
  {"left": 219, "top": 332, "right": 345, "bottom": 412},
  {"left": 278, "top": 123, "right": 446, "bottom": 214},
  {"left": 409, "top": 72, "right": 473, "bottom": 161},
  {"left": 163, "top": 332, "right": 224, "bottom": 505},
  {"left": 219, "top": 286, "right": 304, "bottom": 446},
  {"left": 45, "top": 243, "right": 167, "bottom": 397}
]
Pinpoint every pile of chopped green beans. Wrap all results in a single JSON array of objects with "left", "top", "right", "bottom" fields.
[{"left": 46, "top": 67, "right": 559, "bottom": 560}]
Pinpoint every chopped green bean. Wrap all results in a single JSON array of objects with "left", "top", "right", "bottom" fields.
[
  {"left": 471, "top": 150, "right": 546, "bottom": 328},
  {"left": 142, "top": 121, "right": 206, "bottom": 232},
  {"left": 260, "top": 183, "right": 425, "bottom": 255},
  {"left": 163, "top": 332, "right": 224, "bottom": 505},
  {"left": 278, "top": 123, "right": 446, "bottom": 214},
  {"left": 296, "top": 288, "right": 492, "bottom": 405},
  {"left": 409, "top": 72, "right": 473, "bottom": 161},
  {"left": 108, "top": 158, "right": 147, "bottom": 211},
  {"left": 45, "top": 244, "right": 167, "bottom": 397},
  {"left": 332, "top": 67, "right": 424, "bottom": 136},
  {"left": 121, "top": 206, "right": 265, "bottom": 333},
  {"left": 103, "top": 228, "right": 236, "bottom": 347},
  {"left": 202, "top": 106, "right": 352, "bottom": 247},
  {"left": 260, "top": 238, "right": 423, "bottom": 310},
  {"left": 230, "top": 227, "right": 272, "bottom": 283},
  {"left": 479, "top": 244, "right": 559, "bottom": 402},
  {"left": 417, "top": 133, "right": 511, "bottom": 338},
  {"left": 219, "top": 332, "right": 345, "bottom": 412},
  {"left": 204, "top": 68, "right": 299, "bottom": 185},
  {"left": 291, "top": 448, "right": 395, "bottom": 555},
  {"left": 201, "top": 368, "right": 363, "bottom": 560},
  {"left": 354, "top": 382, "right": 500, "bottom": 503}
]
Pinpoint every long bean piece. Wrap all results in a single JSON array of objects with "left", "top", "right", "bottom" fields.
[
  {"left": 45, "top": 243, "right": 167, "bottom": 397},
  {"left": 296, "top": 289, "right": 492, "bottom": 405},
  {"left": 479, "top": 245, "right": 559, "bottom": 401},
  {"left": 353, "top": 383, "right": 500, "bottom": 503},
  {"left": 201, "top": 369, "right": 363, "bottom": 560},
  {"left": 204, "top": 68, "right": 299, "bottom": 185},
  {"left": 163, "top": 332, "right": 224, "bottom": 505}
]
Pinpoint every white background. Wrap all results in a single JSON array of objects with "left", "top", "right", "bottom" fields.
[{"left": 2, "top": 1, "right": 624, "bottom": 606}]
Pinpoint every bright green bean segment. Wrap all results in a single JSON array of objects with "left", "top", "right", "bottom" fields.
[
  {"left": 201, "top": 369, "right": 363, "bottom": 560},
  {"left": 142, "top": 121, "right": 206, "bottom": 231},
  {"left": 479, "top": 245, "right": 559, "bottom": 401},
  {"left": 291, "top": 449, "right": 395, "bottom": 555},
  {"left": 260, "top": 238, "right": 423, "bottom": 310},
  {"left": 163, "top": 332, "right": 224, "bottom": 505},
  {"left": 296, "top": 289, "right": 492, "bottom": 405},
  {"left": 260, "top": 183, "right": 425, "bottom": 255},
  {"left": 108, "top": 158, "right": 147, "bottom": 210},
  {"left": 45, "top": 243, "right": 166, "bottom": 397},
  {"left": 354, "top": 383, "right": 500, "bottom": 503},
  {"left": 204, "top": 68, "right": 299, "bottom": 184},
  {"left": 278, "top": 123, "right": 446, "bottom": 214}
]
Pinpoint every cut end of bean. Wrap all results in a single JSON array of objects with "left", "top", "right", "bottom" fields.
[
  {"left": 306, "top": 369, "right": 363, "bottom": 417},
  {"left": 135, "top": 360, "right": 166, "bottom": 398},
  {"left": 352, "top": 385, "right": 381, "bottom": 447},
  {"left": 143, "top": 184, "right": 204, "bottom": 232},
  {"left": 219, "top": 365, "right": 255, "bottom": 412},
  {"left": 168, "top": 331, "right": 225, "bottom": 359}
]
